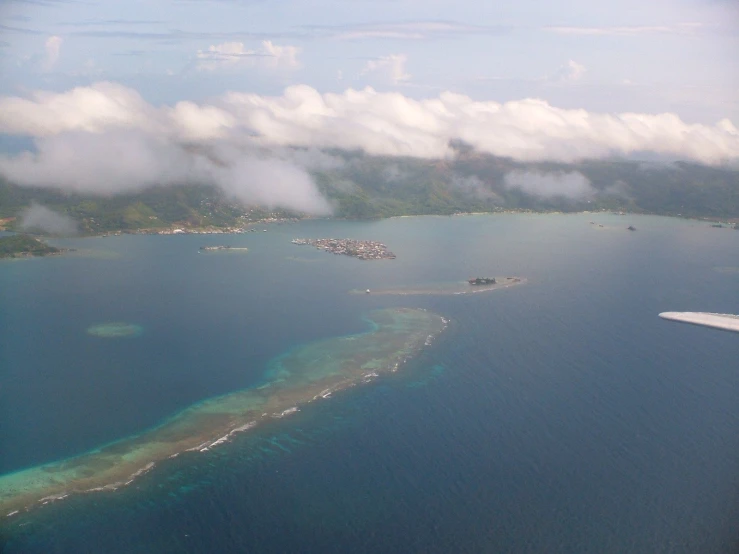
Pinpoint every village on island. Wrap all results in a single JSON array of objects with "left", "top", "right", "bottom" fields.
[{"left": 291, "top": 238, "right": 397, "bottom": 260}]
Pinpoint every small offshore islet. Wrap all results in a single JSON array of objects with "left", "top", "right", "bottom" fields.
[{"left": 292, "top": 238, "right": 396, "bottom": 260}]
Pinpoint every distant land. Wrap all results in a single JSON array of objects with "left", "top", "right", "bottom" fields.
[
  {"left": 0, "top": 234, "right": 64, "bottom": 259},
  {"left": 1, "top": 151, "right": 737, "bottom": 236}
]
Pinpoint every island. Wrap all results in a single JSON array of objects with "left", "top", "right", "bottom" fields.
[
  {"left": 659, "top": 312, "right": 739, "bottom": 333},
  {"left": 354, "top": 277, "right": 524, "bottom": 296},
  {"left": 468, "top": 277, "right": 497, "bottom": 285},
  {"left": 0, "top": 234, "right": 65, "bottom": 259},
  {"left": 292, "top": 238, "right": 396, "bottom": 260},
  {"left": 0, "top": 308, "right": 446, "bottom": 518},
  {"left": 198, "top": 246, "right": 249, "bottom": 253},
  {"left": 87, "top": 322, "right": 144, "bottom": 339}
]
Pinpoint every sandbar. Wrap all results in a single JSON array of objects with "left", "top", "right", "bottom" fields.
[{"left": 353, "top": 277, "right": 525, "bottom": 296}]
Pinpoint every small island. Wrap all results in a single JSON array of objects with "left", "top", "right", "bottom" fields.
[
  {"left": 0, "top": 234, "right": 65, "bottom": 259},
  {"left": 468, "top": 277, "right": 497, "bottom": 285},
  {"left": 292, "top": 238, "right": 396, "bottom": 260},
  {"left": 198, "top": 246, "right": 249, "bottom": 253},
  {"left": 354, "top": 276, "right": 524, "bottom": 296}
]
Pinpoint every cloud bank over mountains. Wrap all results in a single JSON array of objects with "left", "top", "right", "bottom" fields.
[{"left": 0, "top": 82, "right": 737, "bottom": 210}]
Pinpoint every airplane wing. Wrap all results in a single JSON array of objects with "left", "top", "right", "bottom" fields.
[{"left": 659, "top": 312, "right": 739, "bottom": 333}]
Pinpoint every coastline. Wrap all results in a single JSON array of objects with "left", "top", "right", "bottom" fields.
[
  {"left": 386, "top": 210, "right": 738, "bottom": 226},
  {"left": 0, "top": 308, "right": 447, "bottom": 519},
  {"left": 5, "top": 211, "right": 734, "bottom": 242}
]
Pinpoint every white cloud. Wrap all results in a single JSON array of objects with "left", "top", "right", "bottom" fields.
[
  {"left": 20, "top": 203, "right": 78, "bottom": 235},
  {"left": 0, "top": 83, "right": 737, "bottom": 173},
  {"left": 551, "top": 60, "right": 586, "bottom": 83},
  {"left": 361, "top": 54, "right": 411, "bottom": 85},
  {"left": 43, "top": 35, "right": 62, "bottom": 70},
  {"left": 196, "top": 40, "right": 300, "bottom": 72},
  {"left": 0, "top": 131, "right": 332, "bottom": 214},
  {"left": 196, "top": 41, "right": 257, "bottom": 71},
  {"left": 0, "top": 82, "right": 160, "bottom": 136},
  {"left": 260, "top": 40, "right": 299, "bottom": 69},
  {"left": 504, "top": 170, "right": 595, "bottom": 200}
]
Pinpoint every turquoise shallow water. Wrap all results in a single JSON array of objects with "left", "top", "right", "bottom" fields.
[{"left": 1, "top": 213, "right": 738, "bottom": 553}]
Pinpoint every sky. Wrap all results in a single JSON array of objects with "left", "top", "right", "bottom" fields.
[
  {"left": 0, "top": 0, "right": 737, "bottom": 211},
  {"left": 1, "top": 0, "right": 737, "bottom": 120}
]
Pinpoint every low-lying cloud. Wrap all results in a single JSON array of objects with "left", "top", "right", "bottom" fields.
[
  {"left": 20, "top": 203, "right": 78, "bottom": 235},
  {"left": 452, "top": 175, "right": 500, "bottom": 200},
  {"left": 0, "top": 132, "right": 333, "bottom": 214},
  {"left": 0, "top": 82, "right": 737, "bottom": 209},
  {"left": 504, "top": 170, "right": 596, "bottom": 200}
]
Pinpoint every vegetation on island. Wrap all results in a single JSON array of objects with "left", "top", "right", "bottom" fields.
[
  {"left": 0, "top": 180, "right": 297, "bottom": 235},
  {"left": 468, "top": 277, "right": 497, "bottom": 285},
  {"left": 317, "top": 151, "right": 739, "bottom": 220},
  {"left": 0, "top": 151, "right": 737, "bottom": 235},
  {"left": 0, "top": 234, "right": 60, "bottom": 258}
]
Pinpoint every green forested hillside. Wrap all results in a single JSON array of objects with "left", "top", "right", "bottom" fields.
[
  {"left": 1, "top": 152, "right": 737, "bottom": 235},
  {"left": 0, "top": 234, "right": 60, "bottom": 258},
  {"left": 318, "top": 153, "right": 738, "bottom": 219},
  {"left": 0, "top": 182, "right": 291, "bottom": 234}
]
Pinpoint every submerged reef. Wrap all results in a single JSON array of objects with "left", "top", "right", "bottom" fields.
[
  {"left": 87, "top": 322, "right": 144, "bottom": 338},
  {"left": 0, "top": 308, "right": 446, "bottom": 518}
]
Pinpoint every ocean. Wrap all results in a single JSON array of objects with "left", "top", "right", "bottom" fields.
[{"left": 1, "top": 213, "right": 738, "bottom": 553}]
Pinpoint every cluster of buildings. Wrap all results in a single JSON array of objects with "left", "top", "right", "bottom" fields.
[
  {"left": 292, "top": 238, "right": 396, "bottom": 260},
  {"left": 100, "top": 226, "right": 254, "bottom": 237},
  {"left": 99, "top": 216, "right": 300, "bottom": 237},
  {"left": 468, "top": 277, "right": 497, "bottom": 285},
  {"left": 157, "top": 227, "right": 253, "bottom": 235}
]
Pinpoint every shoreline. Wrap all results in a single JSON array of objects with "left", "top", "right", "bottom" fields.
[
  {"left": 4, "top": 212, "right": 734, "bottom": 242},
  {"left": 0, "top": 308, "right": 447, "bottom": 519},
  {"left": 386, "top": 211, "right": 738, "bottom": 226}
]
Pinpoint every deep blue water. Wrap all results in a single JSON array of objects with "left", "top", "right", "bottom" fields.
[{"left": 1, "top": 214, "right": 738, "bottom": 553}]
